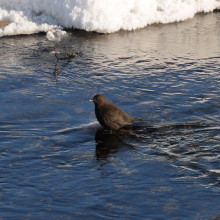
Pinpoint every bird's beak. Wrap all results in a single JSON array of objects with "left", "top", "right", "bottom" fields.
[{"left": 88, "top": 99, "right": 93, "bottom": 102}]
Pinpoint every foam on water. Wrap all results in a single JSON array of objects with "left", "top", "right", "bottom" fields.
[{"left": 0, "top": 0, "right": 220, "bottom": 40}]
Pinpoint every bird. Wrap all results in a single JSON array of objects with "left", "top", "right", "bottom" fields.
[{"left": 89, "top": 94, "right": 143, "bottom": 131}]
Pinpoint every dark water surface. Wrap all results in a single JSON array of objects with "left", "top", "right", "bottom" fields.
[{"left": 1, "top": 12, "right": 220, "bottom": 219}]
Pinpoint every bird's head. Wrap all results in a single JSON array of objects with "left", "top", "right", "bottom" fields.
[{"left": 89, "top": 94, "right": 107, "bottom": 105}]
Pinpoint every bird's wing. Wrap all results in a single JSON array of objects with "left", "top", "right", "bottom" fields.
[{"left": 103, "top": 107, "right": 130, "bottom": 125}]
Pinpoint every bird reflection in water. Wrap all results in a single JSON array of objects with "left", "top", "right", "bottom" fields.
[
  {"left": 94, "top": 127, "right": 125, "bottom": 160},
  {"left": 94, "top": 124, "right": 152, "bottom": 160}
]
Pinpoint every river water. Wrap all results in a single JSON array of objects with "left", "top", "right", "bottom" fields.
[{"left": 0, "top": 12, "right": 220, "bottom": 219}]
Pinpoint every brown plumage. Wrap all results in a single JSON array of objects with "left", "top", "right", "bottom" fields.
[{"left": 89, "top": 94, "right": 143, "bottom": 131}]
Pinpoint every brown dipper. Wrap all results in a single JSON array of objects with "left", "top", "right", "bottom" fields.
[{"left": 89, "top": 94, "right": 143, "bottom": 131}]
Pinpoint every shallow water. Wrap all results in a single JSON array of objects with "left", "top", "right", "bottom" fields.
[{"left": 1, "top": 12, "right": 220, "bottom": 219}]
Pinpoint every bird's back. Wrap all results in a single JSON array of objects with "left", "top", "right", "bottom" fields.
[{"left": 101, "top": 103, "right": 137, "bottom": 126}]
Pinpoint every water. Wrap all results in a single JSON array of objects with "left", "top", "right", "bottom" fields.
[{"left": 1, "top": 12, "right": 220, "bottom": 219}]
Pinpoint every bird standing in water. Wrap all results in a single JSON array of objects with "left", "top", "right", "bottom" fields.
[{"left": 89, "top": 94, "right": 143, "bottom": 131}]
